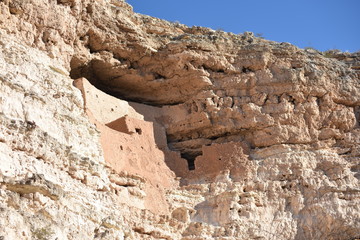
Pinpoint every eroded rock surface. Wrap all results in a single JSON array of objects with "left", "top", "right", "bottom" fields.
[{"left": 0, "top": 0, "right": 359, "bottom": 239}]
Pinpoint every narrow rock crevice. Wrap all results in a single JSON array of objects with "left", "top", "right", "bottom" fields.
[{"left": 2, "top": 174, "right": 64, "bottom": 201}]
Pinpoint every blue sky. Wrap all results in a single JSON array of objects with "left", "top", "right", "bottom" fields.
[{"left": 127, "top": 0, "right": 360, "bottom": 53}]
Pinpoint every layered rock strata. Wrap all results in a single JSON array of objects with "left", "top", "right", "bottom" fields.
[{"left": 0, "top": 0, "right": 359, "bottom": 239}]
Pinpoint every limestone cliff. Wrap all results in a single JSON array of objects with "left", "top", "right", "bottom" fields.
[{"left": 0, "top": 0, "right": 359, "bottom": 239}]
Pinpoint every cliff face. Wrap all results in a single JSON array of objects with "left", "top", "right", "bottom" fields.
[{"left": 0, "top": 0, "right": 360, "bottom": 239}]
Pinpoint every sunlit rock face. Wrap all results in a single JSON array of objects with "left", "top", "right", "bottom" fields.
[{"left": 0, "top": 0, "right": 359, "bottom": 239}]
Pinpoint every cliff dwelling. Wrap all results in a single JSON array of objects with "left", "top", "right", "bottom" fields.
[{"left": 1, "top": 0, "right": 359, "bottom": 239}]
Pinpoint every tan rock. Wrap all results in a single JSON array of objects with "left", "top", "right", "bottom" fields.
[{"left": 0, "top": 0, "right": 359, "bottom": 239}]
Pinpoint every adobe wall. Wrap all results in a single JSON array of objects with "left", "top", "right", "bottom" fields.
[
  {"left": 73, "top": 77, "right": 144, "bottom": 123},
  {"left": 187, "top": 142, "right": 253, "bottom": 183},
  {"left": 73, "top": 78, "right": 189, "bottom": 214},
  {"left": 74, "top": 78, "right": 251, "bottom": 187}
]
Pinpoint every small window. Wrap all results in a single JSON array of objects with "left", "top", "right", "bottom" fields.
[{"left": 135, "top": 128, "right": 142, "bottom": 135}]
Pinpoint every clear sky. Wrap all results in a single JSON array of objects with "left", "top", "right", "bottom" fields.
[{"left": 127, "top": 0, "right": 360, "bottom": 53}]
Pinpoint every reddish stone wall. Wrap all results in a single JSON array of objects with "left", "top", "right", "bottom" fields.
[
  {"left": 74, "top": 78, "right": 183, "bottom": 214},
  {"left": 188, "top": 142, "right": 253, "bottom": 182},
  {"left": 74, "top": 78, "right": 256, "bottom": 212}
]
